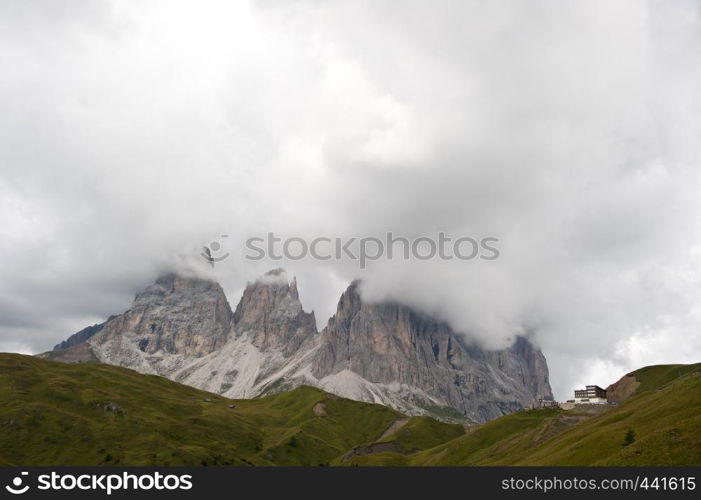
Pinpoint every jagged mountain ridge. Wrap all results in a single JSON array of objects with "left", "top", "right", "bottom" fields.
[
  {"left": 52, "top": 315, "right": 116, "bottom": 351},
  {"left": 46, "top": 270, "right": 552, "bottom": 422}
]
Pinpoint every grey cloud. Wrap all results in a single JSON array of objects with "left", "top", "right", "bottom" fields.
[{"left": 1, "top": 0, "right": 700, "bottom": 399}]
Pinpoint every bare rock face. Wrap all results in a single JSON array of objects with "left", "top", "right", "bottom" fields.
[
  {"left": 47, "top": 270, "right": 552, "bottom": 423},
  {"left": 605, "top": 374, "right": 641, "bottom": 404},
  {"left": 311, "top": 282, "right": 552, "bottom": 422},
  {"left": 91, "top": 273, "right": 233, "bottom": 357},
  {"left": 233, "top": 269, "right": 317, "bottom": 355},
  {"left": 46, "top": 274, "right": 235, "bottom": 368}
]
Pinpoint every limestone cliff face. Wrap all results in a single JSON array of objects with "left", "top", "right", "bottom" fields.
[
  {"left": 489, "top": 336, "right": 552, "bottom": 404},
  {"left": 88, "top": 273, "right": 234, "bottom": 358},
  {"left": 233, "top": 269, "right": 317, "bottom": 356},
  {"left": 311, "top": 282, "right": 552, "bottom": 421},
  {"left": 47, "top": 271, "right": 552, "bottom": 423}
]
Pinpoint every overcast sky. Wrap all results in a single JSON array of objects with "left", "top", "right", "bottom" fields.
[{"left": 1, "top": 0, "right": 701, "bottom": 399}]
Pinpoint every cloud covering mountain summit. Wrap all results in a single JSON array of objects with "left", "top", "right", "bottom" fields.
[{"left": 1, "top": 1, "right": 700, "bottom": 400}]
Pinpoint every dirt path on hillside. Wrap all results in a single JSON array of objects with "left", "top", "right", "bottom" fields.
[
  {"left": 379, "top": 418, "right": 410, "bottom": 440},
  {"left": 342, "top": 442, "right": 400, "bottom": 462}
]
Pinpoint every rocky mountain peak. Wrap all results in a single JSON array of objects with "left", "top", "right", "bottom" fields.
[
  {"left": 312, "top": 281, "right": 552, "bottom": 421},
  {"left": 233, "top": 269, "right": 317, "bottom": 354},
  {"left": 48, "top": 269, "right": 552, "bottom": 423},
  {"left": 87, "top": 271, "right": 234, "bottom": 359},
  {"left": 324, "top": 280, "right": 363, "bottom": 332},
  {"left": 133, "top": 272, "right": 226, "bottom": 305}
]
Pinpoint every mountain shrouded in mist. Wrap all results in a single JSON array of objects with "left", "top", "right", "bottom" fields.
[{"left": 46, "top": 270, "right": 551, "bottom": 422}]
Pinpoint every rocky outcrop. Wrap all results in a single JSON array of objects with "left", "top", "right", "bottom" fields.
[
  {"left": 311, "top": 281, "right": 552, "bottom": 422},
  {"left": 47, "top": 270, "right": 552, "bottom": 423},
  {"left": 233, "top": 269, "right": 317, "bottom": 356},
  {"left": 46, "top": 273, "right": 235, "bottom": 370},
  {"left": 91, "top": 273, "right": 233, "bottom": 357},
  {"left": 605, "top": 374, "right": 641, "bottom": 404},
  {"left": 110, "top": 274, "right": 233, "bottom": 357}
]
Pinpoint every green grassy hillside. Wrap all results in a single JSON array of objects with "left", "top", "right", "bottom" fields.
[
  {"left": 629, "top": 363, "right": 701, "bottom": 393},
  {"left": 0, "top": 354, "right": 460, "bottom": 466},
  {"left": 339, "top": 362, "right": 701, "bottom": 466},
  {"left": 2, "top": 354, "right": 699, "bottom": 466},
  {"left": 410, "top": 362, "right": 701, "bottom": 466},
  {"left": 497, "top": 363, "right": 701, "bottom": 466}
]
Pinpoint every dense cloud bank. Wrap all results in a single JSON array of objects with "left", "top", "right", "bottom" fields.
[{"left": 1, "top": 0, "right": 700, "bottom": 398}]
